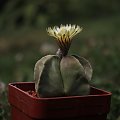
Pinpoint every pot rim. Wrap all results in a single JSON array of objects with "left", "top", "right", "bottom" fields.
[{"left": 9, "top": 82, "right": 112, "bottom": 100}]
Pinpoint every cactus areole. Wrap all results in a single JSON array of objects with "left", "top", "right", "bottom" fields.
[{"left": 34, "top": 24, "right": 93, "bottom": 97}]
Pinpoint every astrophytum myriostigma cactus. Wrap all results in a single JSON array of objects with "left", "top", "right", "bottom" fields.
[{"left": 34, "top": 24, "right": 93, "bottom": 97}]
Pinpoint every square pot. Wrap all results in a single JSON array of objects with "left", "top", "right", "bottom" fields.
[{"left": 8, "top": 82, "right": 111, "bottom": 120}]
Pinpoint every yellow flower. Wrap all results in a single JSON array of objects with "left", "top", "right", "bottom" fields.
[
  {"left": 47, "top": 24, "right": 82, "bottom": 40},
  {"left": 47, "top": 24, "right": 82, "bottom": 56}
]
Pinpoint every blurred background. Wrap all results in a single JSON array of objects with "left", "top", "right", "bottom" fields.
[{"left": 0, "top": 0, "right": 120, "bottom": 119}]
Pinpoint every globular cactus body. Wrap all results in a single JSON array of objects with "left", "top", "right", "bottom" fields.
[{"left": 34, "top": 25, "right": 93, "bottom": 97}]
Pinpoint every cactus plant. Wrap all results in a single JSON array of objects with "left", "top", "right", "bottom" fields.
[{"left": 34, "top": 24, "right": 93, "bottom": 97}]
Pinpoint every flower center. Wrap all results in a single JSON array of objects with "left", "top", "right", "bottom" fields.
[{"left": 57, "top": 35, "right": 71, "bottom": 56}]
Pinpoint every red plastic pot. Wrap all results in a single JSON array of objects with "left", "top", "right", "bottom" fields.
[{"left": 8, "top": 82, "right": 111, "bottom": 120}]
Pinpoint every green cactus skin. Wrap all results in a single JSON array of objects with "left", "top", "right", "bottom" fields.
[
  {"left": 34, "top": 55, "right": 64, "bottom": 97},
  {"left": 34, "top": 54, "right": 92, "bottom": 97}
]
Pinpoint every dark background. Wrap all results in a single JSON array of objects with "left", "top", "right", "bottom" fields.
[{"left": 0, "top": 0, "right": 120, "bottom": 119}]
